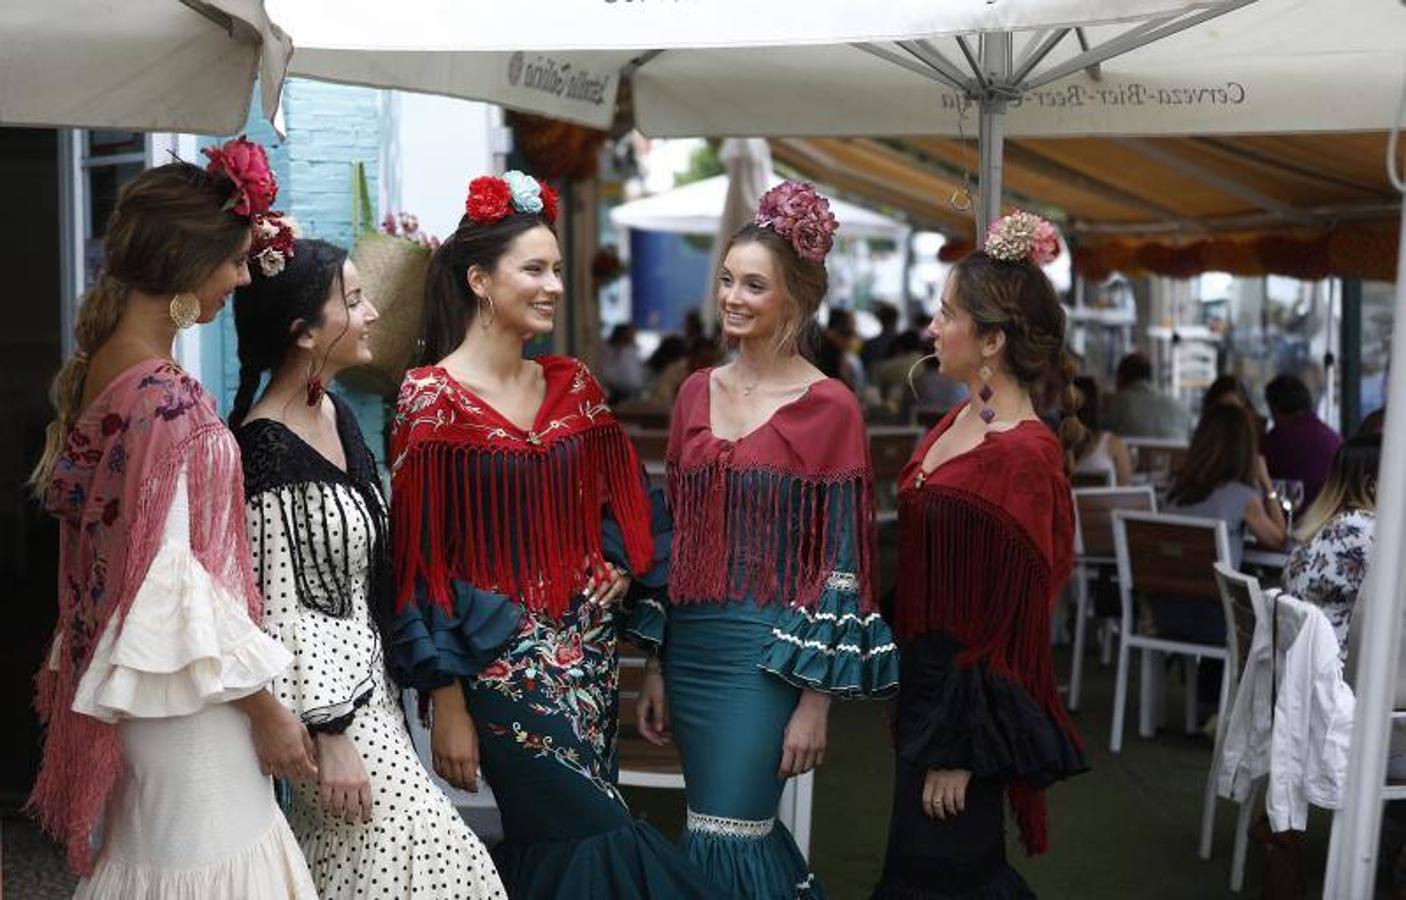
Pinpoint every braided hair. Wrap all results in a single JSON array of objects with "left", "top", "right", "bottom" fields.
[
  {"left": 230, "top": 238, "right": 349, "bottom": 428},
  {"left": 950, "top": 251, "right": 1086, "bottom": 471}
]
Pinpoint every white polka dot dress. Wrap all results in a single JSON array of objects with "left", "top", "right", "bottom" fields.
[{"left": 238, "top": 399, "right": 506, "bottom": 900}]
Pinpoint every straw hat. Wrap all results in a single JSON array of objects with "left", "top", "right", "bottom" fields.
[{"left": 338, "top": 231, "right": 433, "bottom": 398}]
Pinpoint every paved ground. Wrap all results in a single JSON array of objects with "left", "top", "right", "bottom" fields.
[{"left": 5, "top": 648, "right": 1394, "bottom": 898}]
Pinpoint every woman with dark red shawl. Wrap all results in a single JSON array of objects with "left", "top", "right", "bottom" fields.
[
  {"left": 872, "top": 212, "right": 1088, "bottom": 900},
  {"left": 634, "top": 182, "right": 899, "bottom": 899}
]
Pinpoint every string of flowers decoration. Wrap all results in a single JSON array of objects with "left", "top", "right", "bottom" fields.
[
  {"left": 380, "top": 211, "right": 441, "bottom": 250},
  {"left": 202, "top": 136, "right": 293, "bottom": 276},
  {"left": 755, "top": 181, "right": 839, "bottom": 264},
  {"left": 465, "top": 170, "right": 560, "bottom": 226},
  {"left": 985, "top": 210, "right": 1061, "bottom": 266}
]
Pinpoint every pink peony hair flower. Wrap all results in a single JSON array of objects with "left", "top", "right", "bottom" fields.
[
  {"left": 755, "top": 181, "right": 839, "bottom": 264},
  {"left": 984, "top": 210, "right": 1061, "bottom": 267}
]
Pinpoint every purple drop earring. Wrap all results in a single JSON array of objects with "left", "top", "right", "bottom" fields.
[{"left": 977, "top": 364, "right": 996, "bottom": 424}]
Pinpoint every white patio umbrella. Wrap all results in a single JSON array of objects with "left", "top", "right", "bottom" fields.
[
  {"left": 0, "top": 1, "right": 290, "bottom": 135},
  {"left": 609, "top": 173, "right": 909, "bottom": 240},
  {"left": 270, "top": 0, "right": 1406, "bottom": 236},
  {"left": 706, "top": 138, "right": 773, "bottom": 304}
]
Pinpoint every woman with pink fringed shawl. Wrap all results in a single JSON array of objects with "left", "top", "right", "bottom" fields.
[{"left": 26, "top": 141, "right": 317, "bottom": 898}]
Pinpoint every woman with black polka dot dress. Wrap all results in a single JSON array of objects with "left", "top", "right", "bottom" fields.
[{"left": 231, "top": 237, "right": 506, "bottom": 899}]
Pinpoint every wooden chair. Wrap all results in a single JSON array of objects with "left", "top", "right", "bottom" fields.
[
  {"left": 1109, "top": 511, "right": 1234, "bottom": 753},
  {"left": 1067, "top": 486, "right": 1156, "bottom": 711},
  {"left": 868, "top": 426, "right": 923, "bottom": 515},
  {"left": 1125, "top": 436, "right": 1189, "bottom": 482},
  {"left": 616, "top": 643, "right": 686, "bottom": 790},
  {"left": 615, "top": 405, "right": 671, "bottom": 432},
  {"left": 1071, "top": 469, "right": 1115, "bottom": 488},
  {"left": 626, "top": 429, "right": 670, "bottom": 466},
  {"left": 1209, "top": 562, "right": 1267, "bottom": 892}
]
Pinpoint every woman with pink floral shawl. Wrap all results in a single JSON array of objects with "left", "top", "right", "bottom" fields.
[{"left": 28, "top": 146, "right": 317, "bottom": 898}]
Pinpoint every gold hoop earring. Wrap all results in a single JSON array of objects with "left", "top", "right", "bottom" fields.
[
  {"left": 169, "top": 292, "right": 201, "bottom": 330},
  {"left": 477, "top": 295, "right": 497, "bottom": 329}
]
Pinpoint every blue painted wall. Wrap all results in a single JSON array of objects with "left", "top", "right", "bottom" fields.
[
  {"left": 200, "top": 80, "right": 388, "bottom": 462},
  {"left": 628, "top": 230, "right": 712, "bottom": 333}
]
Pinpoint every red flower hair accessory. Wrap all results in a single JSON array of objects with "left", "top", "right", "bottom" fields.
[
  {"left": 755, "top": 181, "right": 839, "bottom": 264},
  {"left": 464, "top": 171, "right": 559, "bottom": 226},
  {"left": 202, "top": 136, "right": 278, "bottom": 218}
]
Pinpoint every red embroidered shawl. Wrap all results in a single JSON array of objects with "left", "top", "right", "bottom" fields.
[
  {"left": 666, "top": 370, "right": 877, "bottom": 610},
  {"left": 896, "top": 404, "right": 1079, "bottom": 854},
  {"left": 33, "top": 360, "right": 261, "bottom": 874},
  {"left": 391, "top": 356, "right": 653, "bottom": 619}
]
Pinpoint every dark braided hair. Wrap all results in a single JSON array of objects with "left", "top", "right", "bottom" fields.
[{"left": 230, "top": 238, "right": 349, "bottom": 428}]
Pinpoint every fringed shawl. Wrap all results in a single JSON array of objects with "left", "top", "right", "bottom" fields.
[
  {"left": 666, "top": 370, "right": 877, "bottom": 611},
  {"left": 32, "top": 360, "right": 261, "bottom": 874},
  {"left": 391, "top": 357, "right": 654, "bottom": 620},
  {"left": 896, "top": 405, "right": 1080, "bottom": 855}
]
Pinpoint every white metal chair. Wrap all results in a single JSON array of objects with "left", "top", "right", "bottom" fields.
[
  {"left": 1209, "top": 562, "right": 1267, "bottom": 892},
  {"left": 1067, "top": 486, "right": 1157, "bottom": 712},
  {"left": 1109, "top": 510, "right": 1235, "bottom": 753}
]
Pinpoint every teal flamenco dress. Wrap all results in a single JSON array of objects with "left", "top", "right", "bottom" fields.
[
  {"left": 633, "top": 370, "right": 900, "bottom": 899},
  {"left": 387, "top": 359, "right": 720, "bottom": 899}
]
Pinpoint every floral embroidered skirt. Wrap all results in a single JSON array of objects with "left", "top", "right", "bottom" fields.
[
  {"left": 664, "top": 600, "right": 826, "bottom": 900},
  {"left": 466, "top": 596, "right": 718, "bottom": 900}
]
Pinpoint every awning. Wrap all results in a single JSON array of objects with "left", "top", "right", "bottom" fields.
[{"left": 771, "top": 132, "right": 1402, "bottom": 280}]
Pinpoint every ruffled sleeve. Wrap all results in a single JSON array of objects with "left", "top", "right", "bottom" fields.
[
  {"left": 244, "top": 483, "right": 382, "bottom": 733},
  {"left": 759, "top": 479, "right": 899, "bottom": 697},
  {"left": 71, "top": 469, "right": 291, "bottom": 723},
  {"left": 604, "top": 484, "right": 672, "bottom": 655},
  {"left": 388, "top": 578, "right": 522, "bottom": 691},
  {"left": 893, "top": 634, "right": 1086, "bottom": 786}
]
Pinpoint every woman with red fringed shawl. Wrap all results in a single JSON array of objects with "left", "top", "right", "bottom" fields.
[
  {"left": 633, "top": 182, "right": 899, "bottom": 900},
  {"left": 388, "top": 172, "right": 718, "bottom": 898},
  {"left": 871, "top": 212, "right": 1088, "bottom": 900},
  {"left": 28, "top": 142, "right": 317, "bottom": 896}
]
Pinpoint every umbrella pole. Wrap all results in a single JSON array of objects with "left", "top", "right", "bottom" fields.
[
  {"left": 975, "top": 32, "right": 1012, "bottom": 238},
  {"left": 1325, "top": 198, "right": 1406, "bottom": 899}
]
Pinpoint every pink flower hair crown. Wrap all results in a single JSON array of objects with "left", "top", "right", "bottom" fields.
[
  {"left": 202, "top": 136, "right": 293, "bottom": 276},
  {"left": 984, "top": 210, "right": 1061, "bottom": 267},
  {"left": 754, "top": 181, "right": 839, "bottom": 264}
]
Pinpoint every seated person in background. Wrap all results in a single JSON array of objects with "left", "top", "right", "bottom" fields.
[
  {"left": 871, "top": 330, "right": 968, "bottom": 422},
  {"left": 1160, "top": 404, "right": 1287, "bottom": 720},
  {"left": 1262, "top": 373, "right": 1343, "bottom": 508},
  {"left": 1165, "top": 404, "right": 1287, "bottom": 568},
  {"left": 1071, "top": 376, "right": 1133, "bottom": 485},
  {"left": 1103, "top": 351, "right": 1193, "bottom": 439},
  {"left": 599, "top": 322, "right": 645, "bottom": 403},
  {"left": 861, "top": 300, "right": 899, "bottom": 370},
  {"left": 1201, "top": 373, "right": 1267, "bottom": 442},
  {"left": 1283, "top": 434, "right": 1380, "bottom": 662},
  {"left": 1357, "top": 406, "right": 1385, "bottom": 437}
]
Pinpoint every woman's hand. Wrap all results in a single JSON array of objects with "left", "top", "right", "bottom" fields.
[
  {"left": 236, "top": 690, "right": 318, "bottom": 780},
  {"left": 922, "top": 769, "right": 972, "bottom": 820},
  {"left": 316, "top": 733, "right": 372, "bottom": 824},
  {"left": 430, "top": 683, "right": 481, "bottom": 792},
  {"left": 587, "top": 562, "right": 632, "bottom": 608},
  {"left": 779, "top": 689, "right": 830, "bottom": 779},
  {"left": 636, "top": 665, "right": 671, "bottom": 745},
  {"left": 1254, "top": 454, "right": 1275, "bottom": 493}
]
